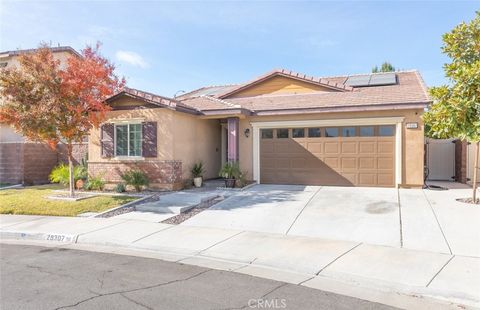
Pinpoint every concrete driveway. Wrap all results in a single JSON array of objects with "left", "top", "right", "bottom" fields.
[{"left": 182, "top": 184, "right": 480, "bottom": 257}]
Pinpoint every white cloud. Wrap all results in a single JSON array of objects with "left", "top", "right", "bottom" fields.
[{"left": 115, "top": 50, "right": 149, "bottom": 68}]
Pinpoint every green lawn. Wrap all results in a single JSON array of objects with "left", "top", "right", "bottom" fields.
[{"left": 0, "top": 184, "right": 137, "bottom": 216}]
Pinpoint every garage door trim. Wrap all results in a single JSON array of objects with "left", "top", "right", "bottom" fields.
[{"left": 251, "top": 117, "right": 404, "bottom": 187}]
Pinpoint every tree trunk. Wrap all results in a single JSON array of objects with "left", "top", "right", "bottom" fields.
[
  {"left": 67, "top": 144, "right": 75, "bottom": 198},
  {"left": 473, "top": 141, "right": 479, "bottom": 203}
]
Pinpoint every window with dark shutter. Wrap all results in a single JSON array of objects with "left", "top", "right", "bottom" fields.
[
  {"left": 101, "top": 123, "right": 114, "bottom": 157},
  {"left": 142, "top": 122, "right": 157, "bottom": 157}
]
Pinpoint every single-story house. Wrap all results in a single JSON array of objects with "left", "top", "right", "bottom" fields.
[{"left": 88, "top": 69, "right": 430, "bottom": 190}]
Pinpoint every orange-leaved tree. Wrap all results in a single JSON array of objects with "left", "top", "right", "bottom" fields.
[{"left": 0, "top": 43, "right": 125, "bottom": 197}]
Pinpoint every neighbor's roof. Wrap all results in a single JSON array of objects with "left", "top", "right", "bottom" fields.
[
  {"left": 177, "top": 69, "right": 430, "bottom": 115},
  {"left": 0, "top": 46, "right": 81, "bottom": 58}
]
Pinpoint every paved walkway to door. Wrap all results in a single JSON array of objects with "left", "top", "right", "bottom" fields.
[{"left": 182, "top": 183, "right": 480, "bottom": 257}]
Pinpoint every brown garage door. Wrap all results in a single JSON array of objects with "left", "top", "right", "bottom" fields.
[{"left": 260, "top": 125, "right": 395, "bottom": 187}]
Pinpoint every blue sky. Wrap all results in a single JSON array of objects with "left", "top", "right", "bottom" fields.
[{"left": 0, "top": 1, "right": 477, "bottom": 97}]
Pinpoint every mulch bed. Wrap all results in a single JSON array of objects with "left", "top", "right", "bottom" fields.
[{"left": 162, "top": 196, "right": 224, "bottom": 225}]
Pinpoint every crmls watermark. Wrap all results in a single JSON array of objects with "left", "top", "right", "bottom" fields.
[{"left": 248, "top": 298, "right": 287, "bottom": 309}]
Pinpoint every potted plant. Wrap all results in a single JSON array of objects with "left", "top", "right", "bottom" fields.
[
  {"left": 191, "top": 162, "right": 205, "bottom": 188},
  {"left": 219, "top": 161, "right": 241, "bottom": 188}
]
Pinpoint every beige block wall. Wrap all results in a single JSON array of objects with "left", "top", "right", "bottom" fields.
[{"left": 238, "top": 109, "right": 425, "bottom": 187}]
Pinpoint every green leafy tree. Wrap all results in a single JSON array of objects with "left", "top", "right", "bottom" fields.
[
  {"left": 423, "top": 11, "right": 480, "bottom": 203},
  {"left": 372, "top": 62, "right": 396, "bottom": 73}
]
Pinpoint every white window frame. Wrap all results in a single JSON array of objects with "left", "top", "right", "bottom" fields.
[
  {"left": 251, "top": 117, "right": 404, "bottom": 188},
  {"left": 113, "top": 121, "right": 144, "bottom": 160}
]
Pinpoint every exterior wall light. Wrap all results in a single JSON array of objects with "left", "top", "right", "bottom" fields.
[{"left": 244, "top": 128, "right": 250, "bottom": 138}]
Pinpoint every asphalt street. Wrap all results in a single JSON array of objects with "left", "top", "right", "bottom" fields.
[{"left": 0, "top": 243, "right": 396, "bottom": 310}]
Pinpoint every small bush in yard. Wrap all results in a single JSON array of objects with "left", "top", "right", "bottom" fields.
[
  {"left": 50, "top": 164, "right": 87, "bottom": 186},
  {"left": 115, "top": 183, "right": 126, "bottom": 193},
  {"left": 84, "top": 175, "right": 105, "bottom": 191},
  {"left": 121, "top": 169, "right": 149, "bottom": 192}
]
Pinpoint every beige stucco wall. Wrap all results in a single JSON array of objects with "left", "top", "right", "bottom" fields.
[
  {"left": 238, "top": 108, "right": 425, "bottom": 187},
  {"left": 172, "top": 112, "right": 221, "bottom": 180},
  {"left": 88, "top": 98, "right": 221, "bottom": 181}
]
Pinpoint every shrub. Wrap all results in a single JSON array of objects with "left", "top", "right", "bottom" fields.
[
  {"left": 49, "top": 164, "right": 87, "bottom": 186},
  {"left": 84, "top": 175, "right": 105, "bottom": 191},
  {"left": 115, "top": 183, "right": 126, "bottom": 193},
  {"left": 121, "top": 169, "right": 149, "bottom": 192},
  {"left": 191, "top": 162, "right": 205, "bottom": 178},
  {"left": 219, "top": 161, "right": 241, "bottom": 179}
]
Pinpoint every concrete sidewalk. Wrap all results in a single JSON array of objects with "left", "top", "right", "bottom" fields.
[{"left": 1, "top": 214, "right": 479, "bottom": 309}]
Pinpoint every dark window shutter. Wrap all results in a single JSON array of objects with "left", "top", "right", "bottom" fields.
[
  {"left": 101, "top": 123, "right": 114, "bottom": 158},
  {"left": 142, "top": 122, "right": 157, "bottom": 157}
]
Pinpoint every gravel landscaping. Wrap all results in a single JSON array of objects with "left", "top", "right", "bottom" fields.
[{"left": 162, "top": 196, "right": 225, "bottom": 224}]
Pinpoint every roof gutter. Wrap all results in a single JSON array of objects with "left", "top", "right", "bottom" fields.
[{"left": 251, "top": 101, "right": 431, "bottom": 116}]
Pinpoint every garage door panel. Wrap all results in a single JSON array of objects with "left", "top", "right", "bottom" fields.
[
  {"left": 260, "top": 126, "right": 395, "bottom": 187},
  {"left": 291, "top": 158, "right": 307, "bottom": 168},
  {"left": 275, "top": 158, "right": 290, "bottom": 168},
  {"left": 324, "top": 142, "right": 339, "bottom": 154},
  {"left": 378, "top": 141, "right": 394, "bottom": 154},
  {"left": 324, "top": 157, "right": 339, "bottom": 169},
  {"left": 359, "top": 173, "right": 376, "bottom": 186},
  {"left": 341, "top": 173, "right": 357, "bottom": 185},
  {"left": 359, "top": 141, "right": 376, "bottom": 154},
  {"left": 306, "top": 142, "right": 323, "bottom": 153},
  {"left": 341, "top": 142, "right": 357, "bottom": 154},
  {"left": 262, "top": 142, "right": 274, "bottom": 153},
  {"left": 341, "top": 158, "right": 357, "bottom": 170},
  {"left": 377, "top": 173, "right": 394, "bottom": 186},
  {"left": 359, "top": 157, "right": 375, "bottom": 169},
  {"left": 377, "top": 157, "right": 394, "bottom": 169},
  {"left": 260, "top": 158, "right": 275, "bottom": 168}
]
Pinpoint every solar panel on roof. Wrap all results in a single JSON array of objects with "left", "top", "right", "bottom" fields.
[
  {"left": 344, "top": 73, "right": 397, "bottom": 87},
  {"left": 344, "top": 75, "right": 371, "bottom": 87},
  {"left": 369, "top": 73, "right": 396, "bottom": 86}
]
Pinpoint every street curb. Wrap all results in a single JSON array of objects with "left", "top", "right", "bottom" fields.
[
  {"left": 0, "top": 231, "right": 78, "bottom": 243},
  {"left": 0, "top": 238, "right": 475, "bottom": 310}
]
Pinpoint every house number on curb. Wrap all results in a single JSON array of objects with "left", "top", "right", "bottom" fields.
[{"left": 44, "top": 234, "right": 75, "bottom": 242}]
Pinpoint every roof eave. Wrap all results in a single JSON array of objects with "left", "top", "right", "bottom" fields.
[{"left": 251, "top": 102, "right": 430, "bottom": 116}]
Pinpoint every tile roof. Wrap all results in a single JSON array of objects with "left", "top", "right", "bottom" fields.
[
  {"left": 108, "top": 87, "right": 200, "bottom": 114},
  {"left": 178, "top": 70, "right": 430, "bottom": 114},
  {"left": 106, "top": 69, "right": 430, "bottom": 116},
  {"left": 215, "top": 69, "right": 353, "bottom": 98}
]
